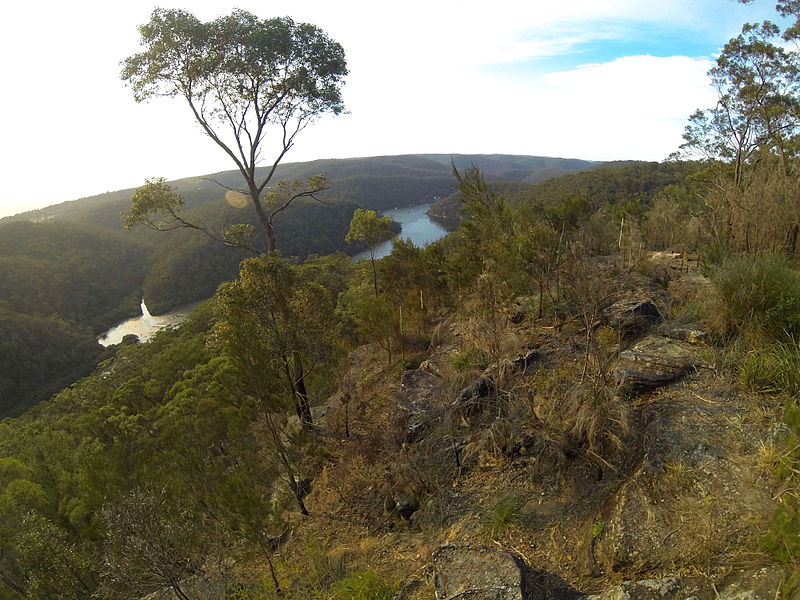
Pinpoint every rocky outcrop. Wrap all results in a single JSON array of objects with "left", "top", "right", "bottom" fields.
[
  {"left": 433, "top": 545, "right": 526, "bottom": 600},
  {"left": 614, "top": 336, "right": 701, "bottom": 390},
  {"left": 399, "top": 369, "right": 443, "bottom": 442},
  {"left": 451, "top": 376, "right": 495, "bottom": 422},
  {"left": 605, "top": 299, "right": 663, "bottom": 340},
  {"left": 514, "top": 349, "right": 547, "bottom": 374},
  {"left": 595, "top": 386, "right": 778, "bottom": 572},
  {"left": 433, "top": 546, "right": 785, "bottom": 600},
  {"left": 585, "top": 568, "right": 786, "bottom": 600},
  {"left": 660, "top": 324, "right": 708, "bottom": 345}
]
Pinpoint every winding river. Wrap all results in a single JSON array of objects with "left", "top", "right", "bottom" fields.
[
  {"left": 99, "top": 203, "right": 448, "bottom": 345},
  {"left": 97, "top": 299, "right": 198, "bottom": 347},
  {"left": 352, "top": 203, "right": 448, "bottom": 261}
]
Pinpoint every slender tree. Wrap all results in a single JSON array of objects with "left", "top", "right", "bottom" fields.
[
  {"left": 345, "top": 208, "right": 393, "bottom": 297},
  {"left": 121, "top": 8, "right": 348, "bottom": 254}
]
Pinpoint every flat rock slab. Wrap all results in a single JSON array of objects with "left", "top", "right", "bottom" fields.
[
  {"left": 584, "top": 569, "right": 785, "bottom": 600},
  {"left": 433, "top": 545, "right": 525, "bottom": 600},
  {"left": 615, "top": 336, "right": 700, "bottom": 390},
  {"left": 660, "top": 324, "right": 708, "bottom": 345},
  {"left": 585, "top": 578, "right": 686, "bottom": 600},
  {"left": 595, "top": 389, "right": 777, "bottom": 571}
]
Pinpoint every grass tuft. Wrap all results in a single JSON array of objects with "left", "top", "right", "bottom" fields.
[{"left": 481, "top": 494, "right": 524, "bottom": 535}]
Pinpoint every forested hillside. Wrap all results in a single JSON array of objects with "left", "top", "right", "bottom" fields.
[
  {"left": 1, "top": 150, "right": 799, "bottom": 599},
  {"left": 0, "top": 154, "right": 597, "bottom": 417},
  {"left": 429, "top": 161, "right": 704, "bottom": 227}
]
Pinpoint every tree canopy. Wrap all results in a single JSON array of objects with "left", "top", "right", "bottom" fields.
[{"left": 121, "top": 8, "right": 348, "bottom": 254}]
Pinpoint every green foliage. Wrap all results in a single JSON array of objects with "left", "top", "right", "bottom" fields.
[
  {"left": 740, "top": 344, "right": 800, "bottom": 395},
  {"left": 708, "top": 254, "right": 800, "bottom": 343},
  {"left": 97, "top": 487, "right": 213, "bottom": 600},
  {"left": 330, "top": 570, "right": 398, "bottom": 600},
  {"left": 592, "top": 521, "right": 606, "bottom": 539},
  {"left": 481, "top": 494, "right": 524, "bottom": 535},
  {"left": 346, "top": 209, "right": 393, "bottom": 250},
  {"left": 124, "top": 177, "right": 184, "bottom": 232},
  {"left": 0, "top": 307, "right": 105, "bottom": 417},
  {"left": 303, "top": 542, "right": 350, "bottom": 592},
  {"left": 122, "top": 8, "right": 348, "bottom": 254}
]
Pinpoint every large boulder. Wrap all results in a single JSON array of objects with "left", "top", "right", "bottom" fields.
[
  {"left": 594, "top": 387, "right": 778, "bottom": 572},
  {"left": 433, "top": 545, "right": 526, "bottom": 600},
  {"left": 615, "top": 336, "right": 700, "bottom": 390},
  {"left": 451, "top": 377, "right": 495, "bottom": 423},
  {"left": 605, "top": 298, "right": 663, "bottom": 340},
  {"left": 585, "top": 568, "right": 785, "bottom": 600}
]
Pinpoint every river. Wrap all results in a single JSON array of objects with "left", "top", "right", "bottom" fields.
[
  {"left": 99, "top": 203, "right": 448, "bottom": 345},
  {"left": 352, "top": 203, "right": 448, "bottom": 261},
  {"left": 97, "top": 299, "right": 198, "bottom": 347}
]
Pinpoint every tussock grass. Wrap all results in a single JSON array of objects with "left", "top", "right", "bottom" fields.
[
  {"left": 740, "top": 343, "right": 800, "bottom": 396},
  {"left": 481, "top": 494, "right": 524, "bottom": 535},
  {"left": 330, "top": 569, "right": 398, "bottom": 600}
]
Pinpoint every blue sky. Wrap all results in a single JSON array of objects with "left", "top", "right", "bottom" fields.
[{"left": 0, "top": 0, "right": 789, "bottom": 218}]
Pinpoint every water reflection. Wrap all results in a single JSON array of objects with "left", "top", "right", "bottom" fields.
[
  {"left": 352, "top": 204, "right": 448, "bottom": 261},
  {"left": 98, "top": 299, "right": 196, "bottom": 346}
]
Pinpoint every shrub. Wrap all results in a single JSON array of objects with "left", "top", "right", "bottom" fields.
[
  {"left": 709, "top": 254, "right": 800, "bottom": 344},
  {"left": 740, "top": 344, "right": 800, "bottom": 396}
]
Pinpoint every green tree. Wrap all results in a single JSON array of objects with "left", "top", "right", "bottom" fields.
[
  {"left": 217, "top": 256, "right": 338, "bottom": 432},
  {"left": 346, "top": 208, "right": 393, "bottom": 297},
  {"left": 677, "top": 20, "right": 800, "bottom": 186},
  {"left": 121, "top": 8, "right": 348, "bottom": 254},
  {"left": 97, "top": 487, "right": 212, "bottom": 600}
]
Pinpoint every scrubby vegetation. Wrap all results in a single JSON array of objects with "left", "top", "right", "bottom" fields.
[{"left": 3, "top": 3, "right": 800, "bottom": 599}]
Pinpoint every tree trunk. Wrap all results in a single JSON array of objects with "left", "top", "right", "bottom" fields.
[
  {"left": 785, "top": 223, "right": 799, "bottom": 258},
  {"left": 292, "top": 351, "right": 313, "bottom": 429},
  {"left": 247, "top": 181, "right": 276, "bottom": 254}
]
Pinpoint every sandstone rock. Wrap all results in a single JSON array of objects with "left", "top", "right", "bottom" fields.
[
  {"left": 715, "top": 566, "right": 786, "bottom": 600},
  {"left": 401, "top": 369, "right": 440, "bottom": 403},
  {"left": 594, "top": 389, "right": 776, "bottom": 572},
  {"left": 615, "top": 336, "right": 700, "bottom": 390},
  {"left": 384, "top": 491, "right": 419, "bottom": 520},
  {"left": 605, "top": 298, "right": 663, "bottom": 340},
  {"left": 514, "top": 349, "right": 546, "bottom": 374},
  {"left": 585, "top": 578, "right": 685, "bottom": 600},
  {"left": 433, "top": 545, "right": 525, "bottom": 600},
  {"left": 661, "top": 324, "right": 708, "bottom": 345},
  {"left": 585, "top": 569, "right": 785, "bottom": 600},
  {"left": 399, "top": 369, "right": 442, "bottom": 442},
  {"left": 393, "top": 578, "right": 423, "bottom": 600},
  {"left": 511, "top": 297, "right": 533, "bottom": 324},
  {"left": 452, "top": 377, "right": 495, "bottom": 422}
]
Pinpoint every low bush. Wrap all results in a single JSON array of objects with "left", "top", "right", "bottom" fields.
[
  {"left": 740, "top": 344, "right": 800, "bottom": 396},
  {"left": 708, "top": 254, "right": 800, "bottom": 344}
]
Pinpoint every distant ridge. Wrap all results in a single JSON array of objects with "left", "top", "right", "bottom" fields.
[{"left": 1, "top": 153, "right": 598, "bottom": 228}]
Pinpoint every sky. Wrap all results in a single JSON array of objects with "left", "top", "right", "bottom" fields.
[{"left": 0, "top": 0, "right": 787, "bottom": 218}]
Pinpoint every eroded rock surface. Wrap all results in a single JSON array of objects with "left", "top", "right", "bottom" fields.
[
  {"left": 399, "top": 369, "right": 442, "bottom": 442},
  {"left": 433, "top": 545, "right": 525, "bottom": 600},
  {"left": 605, "top": 298, "right": 663, "bottom": 340},
  {"left": 615, "top": 336, "right": 700, "bottom": 390},
  {"left": 595, "top": 386, "right": 777, "bottom": 572}
]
